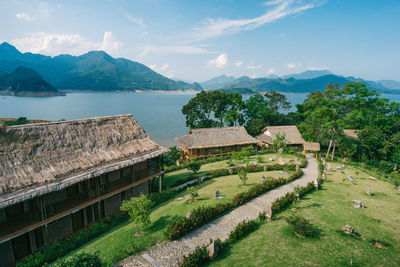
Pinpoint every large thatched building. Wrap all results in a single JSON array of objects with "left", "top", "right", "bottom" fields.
[
  {"left": 256, "top": 125, "right": 305, "bottom": 146},
  {"left": 175, "top": 126, "right": 259, "bottom": 160},
  {"left": 0, "top": 114, "right": 168, "bottom": 266}
]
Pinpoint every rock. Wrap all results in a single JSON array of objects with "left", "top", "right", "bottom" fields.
[
  {"left": 353, "top": 200, "right": 363, "bottom": 208},
  {"left": 278, "top": 148, "right": 283, "bottom": 154},
  {"left": 177, "top": 197, "right": 183, "bottom": 201},
  {"left": 269, "top": 156, "right": 277, "bottom": 161},
  {"left": 397, "top": 187, "right": 400, "bottom": 194},
  {"left": 369, "top": 176, "right": 377, "bottom": 181},
  {"left": 249, "top": 161, "right": 258, "bottom": 166},
  {"left": 263, "top": 165, "right": 268, "bottom": 171},
  {"left": 327, "top": 163, "right": 332, "bottom": 170},
  {"left": 367, "top": 187, "right": 371, "bottom": 196},
  {"left": 239, "top": 160, "right": 244, "bottom": 163},
  {"left": 278, "top": 157, "right": 285, "bottom": 165},
  {"left": 260, "top": 175, "right": 266, "bottom": 182},
  {"left": 336, "top": 166, "right": 342, "bottom": 170},
  {"left": 296, "top": 165, "right": 300, "bottom": 171},
  {"left": 186, "top": 212, "right": 191, "bottom": 219},
  {"left": 348, "top": 176, "right": 355, "bottom": 182},
  {"left": 215, "top": 190, "right": 220, "bottom": 198},
  {"left": 207, "top": 241, "right": 219, "bottom": 258},
  {"left": 314, "top": 180, "right": 319, "bottom": 189},
  {"left": 322, "top": 173, "right": 326, "bottom": 180},
  {"left": 341, "top": 225, "right": 354, "bottom": 235},
  {"left": 322, "top": 158, "right": 326, "bottom": 166},
  {"left": 266, "top": 205, "right": 273, "bottom": 221},
  {"left": 228, "top": 168, "right": 233, "bottom": 174}
]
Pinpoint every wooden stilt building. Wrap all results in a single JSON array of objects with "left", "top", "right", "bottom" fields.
[{"left": 0, "top": 114, "right": 168, "bottom": 266}]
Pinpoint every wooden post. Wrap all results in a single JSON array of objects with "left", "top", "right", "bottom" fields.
[{"left": 159, "top": 175, "right": 163, "bottom": 193}]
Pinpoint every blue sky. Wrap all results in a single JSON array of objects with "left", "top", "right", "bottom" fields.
[{"left": 1, "top": 0, "right": 399, "bottom": 81}]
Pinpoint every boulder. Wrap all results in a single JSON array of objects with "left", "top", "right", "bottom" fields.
[
  {"left": 207, "top": 241, "right": 219, "bottom": 258},
  {"left": 353, "top": 200, "right": 363, "bottom": 208},
  {"left": 341, "top": 225, "right": 354, "bottom": 235}
]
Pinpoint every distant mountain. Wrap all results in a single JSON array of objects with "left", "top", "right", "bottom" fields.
[
  {"left": 0, "top": 42, "right": 201, "bottom": 92},
  {"left": 200, "top": 75, "right": 236, "bottom": 90},
  {"left": 219, "top": 87, "right": 258, "bottom": 94},
  {"left": 376, "top": 80, "right": 400, "bottom": 90},
  {"left": 0, "top": 67, "right": 64, "bottom": 96},
  {"left": 218, "top": 74, "right": 400, "bottom": 94},
  {"left": 281, "top": 69, "right": 332, "bottom": 80}
]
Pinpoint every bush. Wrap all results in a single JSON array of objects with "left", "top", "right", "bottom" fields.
[
  {"left": 121, "top": 194, "right": 153, "bottom": 232},
  {"left": 52, "top": 251, "right": 102, "bottom": 267},
  {"left": 178, "top": 245, "right": 210, "bottom": 267},
  {"left": 256, "top": 156, "right": 265, "bottom": 163},
  {"left": 227, "top": 220, "right": 258, "bottom": 244},
  {"left": 150, "top": 189, "right": 178, "bottom": 206},
  {"left": 238, "top": 169, "right": 248, "bottom": 185},
  {"left": 285, "top": 214, "right": 320, "bottom": 238},
  {"left": 187, "top": 161, "right": 202, "bottom": 174},
  {"left": 187, "top": 186, "right": 199, "bottom": 202}
]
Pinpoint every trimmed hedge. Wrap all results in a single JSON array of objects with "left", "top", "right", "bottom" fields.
[
  {"left": 165, "top": 167, "right": 305, "bottom": 240},
  {"left": 179, "top": 157, "right": 322, "bottom": 266}
]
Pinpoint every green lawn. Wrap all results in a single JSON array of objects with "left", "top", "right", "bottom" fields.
[
  {"left": 163, "top": 153, "right": 303, "bottom": 188},
  {"left": 59, "top": 154, "right": 300, "bottom": 266},
  {"left": 208, "top": 162, "right": 400, "bottom": 267}
]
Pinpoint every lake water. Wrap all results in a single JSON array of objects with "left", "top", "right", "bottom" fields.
[{"left": 1, "top": 92, "right": 399, "bottom": 147}]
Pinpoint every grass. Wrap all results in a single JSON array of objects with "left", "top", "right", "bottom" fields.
[
  {"left": 208, "top": 161, "right": 400, "bottom": 267},
  {"left": 163, "top": 153, "right": 302, "bottom": 188},
  {"left": 58, "top": 154, "right": 299, "bottom": 266}
]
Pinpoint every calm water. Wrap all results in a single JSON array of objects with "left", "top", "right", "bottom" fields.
[{"left": 1, "top": 92, "right": 399, "bottom": 147}]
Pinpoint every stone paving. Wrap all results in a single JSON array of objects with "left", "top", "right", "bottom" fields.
[{"left": 119, "top": 154, "right": 318, "bottom": 267}]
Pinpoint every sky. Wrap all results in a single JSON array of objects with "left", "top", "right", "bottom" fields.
[{"left": 0, "top": 0, "right": 399, "bottom": 82}]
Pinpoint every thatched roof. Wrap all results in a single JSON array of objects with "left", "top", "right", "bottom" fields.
[
  {"left": 175, "top": 126, "right": 259, "bottom": 149},
  {"left": 0, "top": 114, "right": 168, "bottom": 208},
  {"left": 344, "top": 129, "right": 359, "bottom": 140},
  {"left": 255, "top": 134, "right": 273, "bottom": 144},
  {"left": 260, "top": 125, "right": 305, "bottom": 145},
  {"left": 303, "top": 142, "right": 320, "bottom": 151}
]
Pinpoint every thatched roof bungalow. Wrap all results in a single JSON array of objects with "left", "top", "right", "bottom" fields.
[
  {"left": 0, "top": 114, "right": 167, "bottom": 265},
  {"left": 256, "top": 125, "right": 305, "bottom": 145},
  {"left": 175, "top": 126, "right": 259, "bottom": 159}
]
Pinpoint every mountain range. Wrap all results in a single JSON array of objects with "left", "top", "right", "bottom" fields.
[
  {"left": 0, "top": 42, "right": 201, "bottom": 93},
  {"left": 200, "top": 72, "right": 400, "bottom": 94}
]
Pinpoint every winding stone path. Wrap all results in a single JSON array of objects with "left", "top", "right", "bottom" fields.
[{"left": 118, "top": 154, "right": 318, "bottom": 267}]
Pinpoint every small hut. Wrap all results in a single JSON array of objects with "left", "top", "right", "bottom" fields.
[
  {"left": 256, "top": 125, "right": 305, "bottom": 147},
  {"left": 0, "top": 114, "right": 168, "bottom": 266},
  {"left": 175, "top": 126, "right": 259, "bottom": 160},
  {"left": 303, "top": 142, "right": 321, "bottom": 156}
]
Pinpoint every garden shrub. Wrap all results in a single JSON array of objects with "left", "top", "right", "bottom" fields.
[
  {"left": 178, "top": 245, "right": 210, "bottom": 267},
  {"left": 52, "top": 251, "right": 102, "bottom": 267},
  {"left": 285, "top": 214, "right": 320, "bottom": 238},
  {"left": 227, "top": 220, "right": 258, "bottom": 244}
]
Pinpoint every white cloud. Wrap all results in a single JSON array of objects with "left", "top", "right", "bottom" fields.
[
  {"left": 250, "top": 74, "right": 257, "bottom": 79},
  {"left": 208, "top": 53, "right": 228, "bottom": 68},
  {"left": 11, "top": 31, "right": 123, "bottom": 57},
  {"left": 137, "top": 44, "right": 211, "bottom": 58},
  {"left": 141, "top": 32, "right": 149, "bottom": 37},
  {"left": 307, "top": 66, "right": 329, "bottom": 71},
  {"left": 280, "top": 33, "right": 286, "bottom": 37},
  {"left": 160, "top": 64, "right": 169, "bottom": 71},
  {"left": 99, "top": 32, "right": 124, "bottom": 56},
  {"left": 124, "top": 14, "right": 146, "bottom": 28},
  {"left": 191, "top": 0, "right": 321, "bottom": 41},
  {"left": 246, "top": 64, "right": 262, "bottom": 70},
  {"left": 16, "top": 12, "right": 37, "bottom": 22},
  {"left": 267, "top": 68, "right": 276, "bottom": 74},
  {"left": 287, "top": 63, "right": 299, "bottom": 69},
  {"left": 235, "top": 61, "right": 243, "bottom": 67}
]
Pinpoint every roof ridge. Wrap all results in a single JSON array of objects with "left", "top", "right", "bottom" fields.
[{"left": 6, "top": 114, "right": 132, "bottom": 129}]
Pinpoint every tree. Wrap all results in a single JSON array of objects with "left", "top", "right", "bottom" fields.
[
  {"left": 182, "top": 90, "right": 245, "bottom": 129},
  {"left": 238, "top": 169, "right": 248, "bottom": 185},
  {"left": 187, "top": 161, "right": 201, "bottom": 174},
  {"left": 264, "top": 91, "right": 291, "bottom": 113},
  {"left": 162, "top": 146, "right": 183, "bottom": 166},
  {"left": 273, "top": 133, "right": 287, "bottom": 153},
  {"left": 120, "top": 194, "right": 153, "bottom": 232},
  {"left": 186, "top": 186, "right": 199, "bottom": 202}
]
